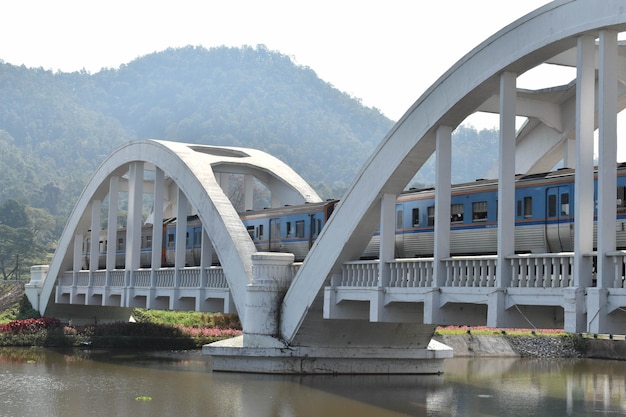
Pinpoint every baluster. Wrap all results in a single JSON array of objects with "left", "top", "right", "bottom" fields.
[
  {"left": 616, "top": 256, "right": 626, "bottom": 288},
  {"left": 613, "top": 257, "right": 621, "bottom": 288},
  {"left": 403, "top": 263, "right": 410, "bottom": 287}
]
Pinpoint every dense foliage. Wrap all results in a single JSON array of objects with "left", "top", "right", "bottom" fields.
[{"left": 0, "top": 45, "right": 497, "bottom": 275}]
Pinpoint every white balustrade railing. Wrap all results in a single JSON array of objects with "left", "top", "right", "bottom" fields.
[
  {"left": 132, "top": 269, "right": 151, "bottom": 287},
  {"left": 607, "top": 251, "right": 626, "bottom": 288},
  {"left": 205, "top": 267, "right": 227, "bottom": 288},
  {"left": 155, "top": 269, "right": 175, "bottom": 287},
  {"left": 61, "top": 271, "right": 73, "bottom": 286},
  {"left": 92, "top": 271, "right": 106, "bottom": 286},
  {"left": 58, "top": 253, "right": 584, "bottom": 293},
  {"left": 58, "top": 267, "right": 228, "bottom": 289},
  {"left": 110, "top": 270, "right": 125, "bottom": 286},
  {"left": 444, "top": 256, "right": 497, "bottom": 287},
  {"left": 509, "top": 253, "right": 574, "bottom": 288},
  {"left": 76, "top": 271, "right": 89, "bottom": 287},
  {"left": 388, "top": 258, "right": 434, "bottom": 287},
  {"left": 340, "top": 260, "right": 379, "bottom": 287},
  {"left": 179, "top": 267, "right": 200, "bottom": 287}
]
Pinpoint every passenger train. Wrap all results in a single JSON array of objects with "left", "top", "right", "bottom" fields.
[{"left": 83, "top": 165, "right": 626, "bottom": 269}]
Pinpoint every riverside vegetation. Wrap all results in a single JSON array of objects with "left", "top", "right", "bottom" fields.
[{"left": 0, "top": 281, "right": 242, "bottom": 349}]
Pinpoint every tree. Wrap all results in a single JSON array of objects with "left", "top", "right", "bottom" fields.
[{"left": 0, "top": 199, "right": 37, "bottom": 279}]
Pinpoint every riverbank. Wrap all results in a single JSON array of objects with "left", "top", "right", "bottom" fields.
[{"left": 434, "top": 333, "right": 626, "bottom": 360}]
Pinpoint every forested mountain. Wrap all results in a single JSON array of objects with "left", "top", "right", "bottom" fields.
[{"left": 0, "top": 44, "right": 498, "bottom": 277}]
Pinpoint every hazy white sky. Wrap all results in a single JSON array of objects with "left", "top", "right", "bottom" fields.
[{"left": 1, "top": 0, "right": 551, "bottom": 122}]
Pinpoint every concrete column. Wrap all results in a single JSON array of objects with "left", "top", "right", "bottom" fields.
[
  {"left": 200, "top": 227, "right": 213, "bottom": 287},
  {"left": 151, "top": 168, "right": 164, "bottom": 270},
  {"left": 433, "top": 125, "right": 452, "bottom": 286},
  {"left": 563, "top": 287, "right": 586, "bottom": 333},
  {"left": 489, "top": 71, "right": 516, "bottom": 328},
  {"left": 106, "top": 176, "right": 120, "bottom": 275},
  {"left": 496, "top": 71, "right": 516, "bottom": 286},
  {"left": 244, "top": 252, "right": 295, "bottom": 345},
  {"left": 596, "top": 30, "right": 618, "bottom": 289},
  {"left": 244, "top": 174, "right": 254, "bottom": 211},
  {"left": 168, "top": 187, "right": 189, "bottom": 309},
  {"left": 125, "top": 162, "right": 144, "bottom": 274},
  {"left": 73, "top": 233, "right": 83, "bottom": 280},
  {"left": 378, "top": 193, "right": 396, "bottom": 287},
  {"left": 175, "top": 188, "right": 189, "bottom": 271},
  {"left": 426, "top": 125, "right": 452, "bottom": 325},
  {"left": 574, "top": 34, "right": 596, "bottom": 291},
  {"left": 71, "top": 233, "right": 83, "bottom": 304},
  {"left": 88, "top": 200, "right": 102, "bottom": 289},
  {"left": 563, "top": 138, "right": 576, "bottom": 169},
  {"left": 25, "top": 265, "right": 48, "bottom": 311}
]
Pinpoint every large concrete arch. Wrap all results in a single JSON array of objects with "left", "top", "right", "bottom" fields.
[
  {"left": 281, "top": 0, "right": 626, "bottom": 342},
  {"left": 38, "top": 140, "right": 320, "bottom": 327}
]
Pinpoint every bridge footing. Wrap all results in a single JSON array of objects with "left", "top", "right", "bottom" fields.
[{"left": 203, "top": 335, "right": 452, "bottom": 374}]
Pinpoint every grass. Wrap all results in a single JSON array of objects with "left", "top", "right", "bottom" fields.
[{"left": 435, "top": 325, "right": 568, "bottom": 337}]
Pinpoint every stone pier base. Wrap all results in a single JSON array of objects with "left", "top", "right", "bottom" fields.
[{"left": 203, "top": 335, "right": 453, "bottom": 374}]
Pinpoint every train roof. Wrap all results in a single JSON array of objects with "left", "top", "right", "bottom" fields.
[
  {"left": 399, "top": 163, "right": 626, "bottom": 199},
  {"left": 239, "top": 199, "right": 338, "bottom": 219}
]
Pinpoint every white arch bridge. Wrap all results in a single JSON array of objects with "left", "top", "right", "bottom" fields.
[{"left": 25, "top": 0, "right": 626, "bottom": 373}]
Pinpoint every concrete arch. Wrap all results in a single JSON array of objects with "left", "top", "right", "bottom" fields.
[
  {"left": 281, "top": 0, "right": 626, "bottom": 341},
  {"left": 38, "top": 140, "right": 320, "bottom": 327}
]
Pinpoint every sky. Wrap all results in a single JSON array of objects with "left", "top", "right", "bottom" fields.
[{"left": 0, "top": 0, "right": 553, "bottom": 123}]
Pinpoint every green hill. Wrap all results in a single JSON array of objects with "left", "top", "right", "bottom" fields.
[{"left": 0, "top": 44, "right": 498, "bottom": 276}]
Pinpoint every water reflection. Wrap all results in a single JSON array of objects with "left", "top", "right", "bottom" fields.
[{"left": 0, "top": 348, "right": 625, "bottom": 416}]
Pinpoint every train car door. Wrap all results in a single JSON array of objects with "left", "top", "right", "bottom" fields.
[
  {"left": 395, "top": 203, "right": 404, "bottom": 258},
  {"left": 269, "top": 218, "right": 281, "bottom": 252},
  {"left": 546, "top": 185, "right": 572, "bottom": 251}
]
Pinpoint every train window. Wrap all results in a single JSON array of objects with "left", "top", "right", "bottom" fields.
[
  {"left": 618, "top": 186, "right": 626, "bottom": 213},
  {"left": 186, "top": 232, "right": 191, "bottom": 248},
  {"left": 247, "top": 225, "right": 255, "bottom": 239},
  {"left": 296, "top": 220, "right": 305, "bottom": 238},
  {"left": 142, "top": 235, "right": 152, "bottom": 249},
  {"left": 451, "top": 204, "right": 464, "bottom": 223},
  {"left": 167, "top": 234, "right": 175, "bottom": 248},
  {"left": 258, "top": 224, "right": 264, "bottom": 239},
  {"left": 84, "top": 238, "right": 90, "bottom": 253},
  {"left": 561, "top": 193, "right": 570, "bottom": 216},
  {"left": 548, "top": 195, "right": 557, "bottom": 217},
  {"left": 524, "top": 197, "right": 532, "bottom": 218},
  {"left": 316, "top": 219, "right": 322, "bottom": 235},
  {"left": 472, "top": 201, "right": 487, "bottom": 222},
  {"left": 412, "top": 208, "right": 419, "bottom": 227},
  {"left": 396, "top": 210, "right": 403, "bottom": 229},
  {"left": 516, "top": 200, "right": 522, "bottom": 217},
  {"left": 117, "top": 237, "right": 124, "bottom": 251},
  {"left": 427, "top": 206, "right": 435, "bottom": 226},
  {"left": 286, "top": 222, "right": 292, "bottom": 237}
]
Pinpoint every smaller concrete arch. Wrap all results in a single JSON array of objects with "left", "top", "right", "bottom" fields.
[{"left": 35, "top": 140, "right": 320, "bottom": 328}]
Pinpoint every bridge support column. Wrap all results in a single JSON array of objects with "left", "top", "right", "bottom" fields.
[
  {"left": 25, "top": 265, "right": 48, "bottom": 311},
  {"left": 243, "top": 252, "right": 295, "bottom": 343},
  {"left": 428, "top": 125, "right": 452, "bottom": 325},
  {"left": 489, "top": 71, "right": 516, "bottom": 328},
  {"left": 204, "top": 253, "right": 452, "bottom": 374},
  {"left": 563, "top": 287, "right": 586, "bottom": 333}
]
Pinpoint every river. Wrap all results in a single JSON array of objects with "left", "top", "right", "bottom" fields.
[{"left": 0, "top": 347, "right": 624, "bottom": 416}]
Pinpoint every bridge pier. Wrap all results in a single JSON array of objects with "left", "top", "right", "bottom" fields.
[{"left": 204, "top": 252, "right": 452, "bottom": 374}]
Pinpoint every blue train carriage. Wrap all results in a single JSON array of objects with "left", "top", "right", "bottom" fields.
[
  {"left": 241, "top": 200, "right": 338, "bottom": 261},
  {"left": 163, "top": 216, "right": 203, "bottom": 267},
  {"left": 382, "top": 165, "right": 626, "bottom": 258}
]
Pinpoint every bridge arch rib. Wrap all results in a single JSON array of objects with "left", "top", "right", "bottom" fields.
[
  {"left": 38, "top": 140, "right": 320, "bottom": 327},
  {"left": 281, "top": 0, "right": 626, "bottom": 341}
]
